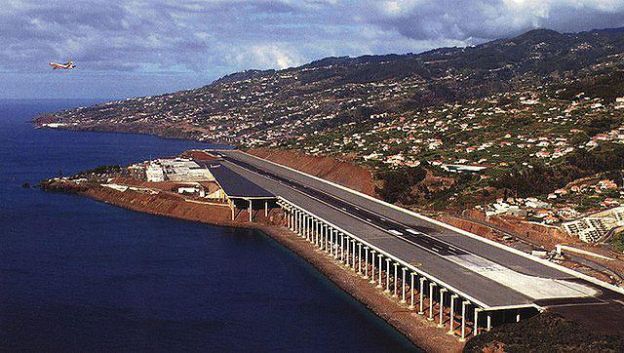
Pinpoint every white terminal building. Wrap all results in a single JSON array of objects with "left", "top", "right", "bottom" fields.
[{"left": 145, "top": 158, "right": 215, "bottom": 183}]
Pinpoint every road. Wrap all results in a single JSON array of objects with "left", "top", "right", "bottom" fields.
[{"left": 214, "top": 149, "right": 622, "bottom": 311}]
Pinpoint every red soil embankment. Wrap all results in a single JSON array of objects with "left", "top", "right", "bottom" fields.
[
  {"left": 440, "top": 209, "right": 572, "bottom": 249},
  {"left": 84, "top": 185, "right": 235, "bottom": 225},
  {"left": 467, "top": 209, "right": 571, "bottom": 247},
  {"left": 490, "top": 216, "right": 570, "bottom": 248},
  {"left": 247, "top": 148, "right": 378, "bottom": 197},
  {"left": 439, "top": 215, "right": 500, "bottom": 239}
]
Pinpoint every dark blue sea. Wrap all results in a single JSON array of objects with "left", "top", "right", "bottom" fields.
[{"left": 0, "top": 100, "right": 420, "bottom": 353}]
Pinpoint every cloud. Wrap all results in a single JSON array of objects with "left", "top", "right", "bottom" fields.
[
  {"left": 358, "top": 0, "right": 624, "bottom": 42},
  {"left": 0, "top": 0, "right": 623, "bottom": 98}
]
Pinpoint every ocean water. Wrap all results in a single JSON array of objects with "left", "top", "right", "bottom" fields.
[{"left": 0, "top": 100, "right": 420, "bottom": 352}]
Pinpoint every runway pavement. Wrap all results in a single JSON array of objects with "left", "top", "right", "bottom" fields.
[{"left": 214, "top": 150, "right": 618, "bottom": 309}]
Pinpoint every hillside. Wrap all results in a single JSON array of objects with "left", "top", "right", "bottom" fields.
[
  {"left": 35, "top": 27, "right": 624, "bottom": 215},
  {"left": 36, "top": 28, "right": 624, "bottom": 143}
]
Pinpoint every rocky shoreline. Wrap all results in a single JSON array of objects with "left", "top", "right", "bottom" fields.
[
  {"left": 41, "top": 179, "right": 464, "bottom": 353},
  {"left": 41, "top": 175, "right": 624, "bottom": 353}
]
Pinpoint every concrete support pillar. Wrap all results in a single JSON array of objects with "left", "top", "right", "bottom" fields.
[
  {"left": 357, "top": 243, "right": 363, "bottom": 275},
  {"left": 474, "top": 308, "right": 481, "bottom": 337},
  {"left": 318, "top": 220, "right": 322, "bottom": 247},
  {"left": 231, "top": 202, "right": 235, "bottom": 221},
  {"left": 516, "top": 311, "right": 521, "bottom": 323},
  {"left": 295, "top": 211, "right": 300, "bottom": 234},
  {"left": 343, "top": 238, "right": 348, "bottom": 265},
  {"left": 326, "top": 226, "right": 331, "bottom": 253},
  {"left": 385, "top": 259, "right": 391, "bottom": 293},
  {"left": 486, "top": 313, "right": 492, "bottom": 332},
  {"left": 323, "top": 224, "right": 331, "bottom": 254},
  {"left": 344, "top": 236, "right": 349, "bottom": 265},
  {"left": 322, "top": 225, "right": 326, "bottom": 251},
  {"left": 370, "top": 250, "right": 377, "bottom": 284},
  {"left": 327, "top": 228, "right": 331, "bottom": 255},
  {"left": 392, "top": 263, "right": 399, "bottom": 298},
  {"left": 418, "top": 277, "right": 426, "bottom": 315},
  {"left": 351, "top": 240, "right": 357, "bottom": 271},
  {"left": 333, "top": 230, "right": 338, "bottom": 259},
  {"left": 401, "top": 267, "right": 407, "bottom": 303},
  {"left": 377, "top": 254, "right": 383, "bottom": 288},
  {"left": 264, "top": 200, "right": 268, "bottom": 217},
  {"left": 305, "top": 216, "right": 309, "bottom": 239},
  {"left": 409, "top": 273, "right": 415, "bottom": 310},
  {"left": 315, "top": 219, "right": 323, "bottom": 249},
  {"left": 294, "top": 211, "right": 298, "bottom": 233},
  {"left": 364, "top": 247, "right": 370, "bottom": 279},
  {"left": 311, "top": 218, "right": 316, "bottom": 244},
  {"left": 448, "top": 294, "right": 458, "bottom": 335},
  {"left": 345, "top": 238, "right": 351, "bottom": 267},
  {"left": 428, "top": 282, "right": 437, "bottom": 321},
  {"left": 340, "top": 234, "right": 345, "bottom": 263},
  {"left": 460, "top": 301, "right": 470, "bottom": 342},
  {"left": 248, "top": 199, "right": 252, "bottom": 222},
  {"left": 438, "top": 288, "right": 447, "bottom": 328},
  {"left": 315, "top": 220, "right": 320, "bottom": 247}
]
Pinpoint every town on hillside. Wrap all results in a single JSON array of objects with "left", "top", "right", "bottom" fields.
[{"left": 37, "top": 27, "right": 624, "bottom": 286}]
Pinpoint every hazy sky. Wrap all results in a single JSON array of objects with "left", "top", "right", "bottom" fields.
[{"left": 2, "top": 0, "right": 624, "bottom": 99}]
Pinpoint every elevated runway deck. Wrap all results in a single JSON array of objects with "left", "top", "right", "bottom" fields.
[
  {"left": 204, "top": 161, "right": 274, "bottom": 198},
  {"left": 209, "top": 149, "right": 624, "bottom": 336}
]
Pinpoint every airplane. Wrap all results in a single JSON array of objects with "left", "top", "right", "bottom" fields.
[{"left": 49, "top": 60, "right": 76, "bottom": 70}]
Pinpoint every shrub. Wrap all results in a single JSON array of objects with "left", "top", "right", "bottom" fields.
[{"left": 376, "top": 167, "right": 427, "bottom": 203}]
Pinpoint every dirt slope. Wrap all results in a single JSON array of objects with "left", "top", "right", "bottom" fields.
[
  {"left": 247, "top": 148, "right": 378, "bottom": 197},
  {"left": 464, "top": 312, "right": 624, "bottom": 353}
]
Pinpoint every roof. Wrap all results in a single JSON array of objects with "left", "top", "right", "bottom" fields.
[{"left": 204, "top": 162, "right": 274, "bottom": 198}]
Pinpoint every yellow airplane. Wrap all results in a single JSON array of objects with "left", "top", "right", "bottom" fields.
[{"left": 49, "top": 60, "right": 76, "bottom": 70}]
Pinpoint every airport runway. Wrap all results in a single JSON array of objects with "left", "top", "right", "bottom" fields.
[{"left": 214, "top": 150, "right": 619, "bottom": 310}]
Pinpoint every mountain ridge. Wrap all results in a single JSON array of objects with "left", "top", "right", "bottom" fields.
[
  {"left": 36, "top": 25, "right": 624, "bottom": 148},
  {"left": 36, "top": 25, "right": 624, "bottom": 214}
]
